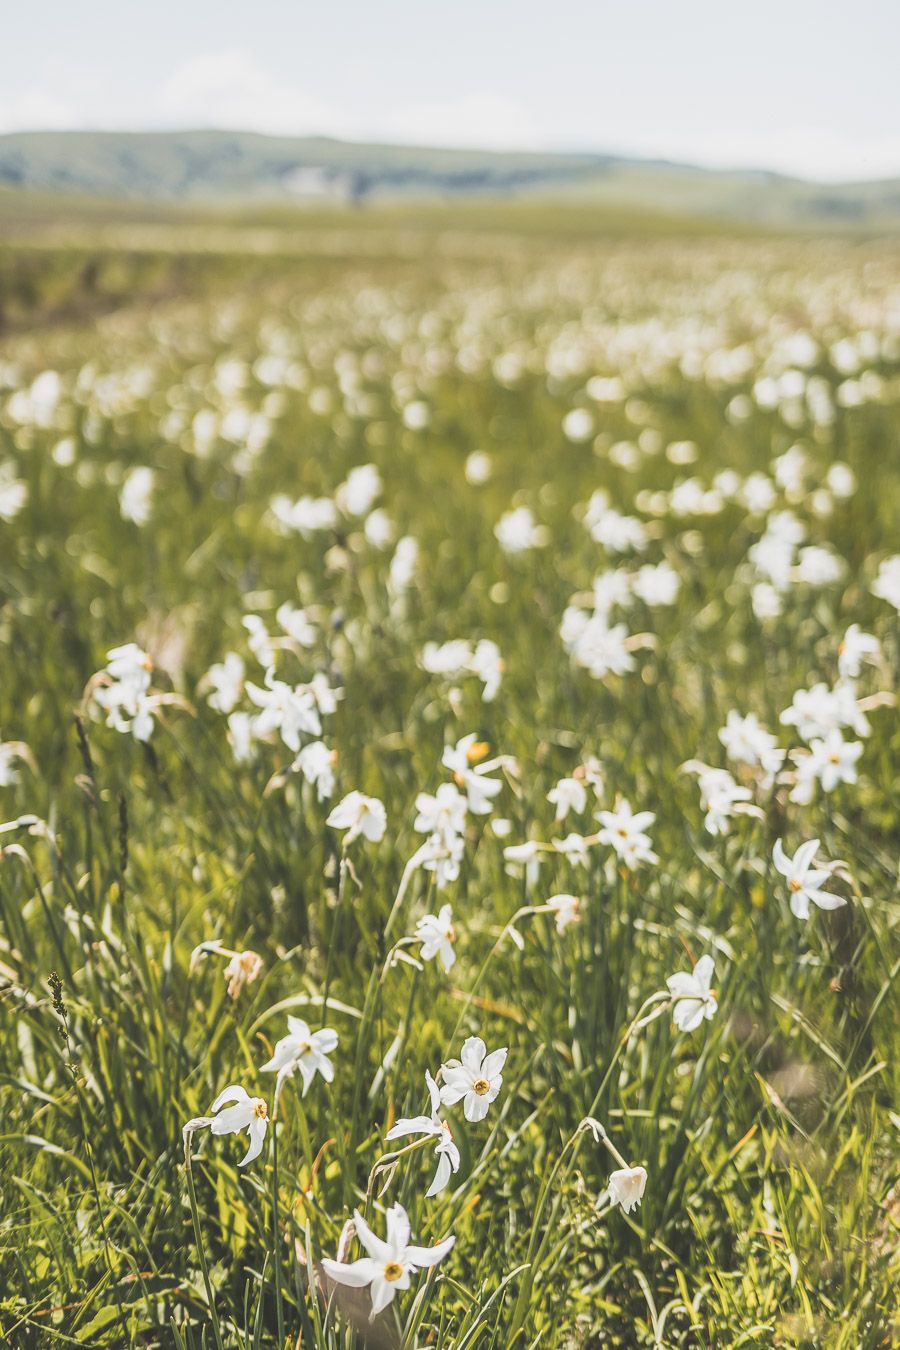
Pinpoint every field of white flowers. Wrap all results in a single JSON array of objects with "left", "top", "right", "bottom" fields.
[{"left": 0, "top": 213, "right": 897, "bottom": 1348}]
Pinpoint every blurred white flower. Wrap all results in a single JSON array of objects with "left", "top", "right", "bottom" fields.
[
  {"left": 205, "top": 652, "right": 245, "bottom": 714},
  {"left": 838, "top": 625, "right": 880, "bottom": 680},
  {"left": 120, "top": 466, "right": 154, "bottom": 525},
  {"left": 442, "top": 735, "right": 502, "bottom": 815},
  {"left": 495, "top": 505, "right": 545, "bottom": 554},
  {"left": 327, "top": 790, "right": 387, "bottom": 844},
  {"left": 547, "top": 776, "right": 587, "bottom": 821},
  {"left": 547, "top": 893, "right": 581, "bottom": 933},
  {"left": 871, "top": 555, "right": 900, "bottom": 611}
]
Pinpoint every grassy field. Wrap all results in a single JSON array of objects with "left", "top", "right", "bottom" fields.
[{"left": 0, "top": 201, "right": 897, "bottom": 1348}]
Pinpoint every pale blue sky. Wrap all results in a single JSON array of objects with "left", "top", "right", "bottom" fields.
[{"left": 2, "top": 1, "right": 898, "bottom": 180}]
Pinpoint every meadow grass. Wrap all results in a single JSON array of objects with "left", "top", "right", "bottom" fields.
[{"left": 0, "top": 206, "right": 897, "bottom": 1347}]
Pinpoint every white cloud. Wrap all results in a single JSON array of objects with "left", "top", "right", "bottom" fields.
[
  {"left": 0, "top": 86, "right": 77, "bottom": 133},
  {"left": 156, "top": 50, "right": 339, "bottom": 135}
]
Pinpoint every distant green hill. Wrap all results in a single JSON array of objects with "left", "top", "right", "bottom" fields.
[{"left": 0, "top": 129, "right": 899, "bottom": 227}]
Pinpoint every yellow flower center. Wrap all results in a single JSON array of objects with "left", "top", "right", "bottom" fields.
[
  {"left": 789, "top": 879, "right": 802, "bottom": 892},
  {"left": 383, "top": 1260, "right": 404, "bottom": 1282},
  {"left": 473, "top": 1077, "right": 491, "bottom": 1096},
  {"left": 466, "top": 740, "right": 490, "bottom": 764},
  {"left": 253, "top": 1100, "right": 268, "bottom": 1119}
]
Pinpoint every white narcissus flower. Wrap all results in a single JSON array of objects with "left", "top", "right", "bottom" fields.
[
  {"left": 871, "top": 554, "right": 900, "bottom": 611},
  {"left": 321, "top": 1202, "right": 454, "bottom": 1321},
  {"left": 442, "top": 734, "right": 502, "bottom": 815},
  {"left": 547, "top": 893, "right": 581, "bottom": 933},
  {"left": 326, "top": 791, "right": 387, "bottom": 844},
  {"left": 292, "top": 740, "right": 336, "bottom": 801},
  {"left": 838, "top": 625, "right": 880, "bottom": 680},
  {"left": 414, "top": 904, "right": 457, "bottom": 972},
  {"left": 205, "top": 652, "right": 245, "bottom": 714},
  {"left": 208, "top": 1085, "right": 269, "bottom": 1166},
  {"left": 772, "top": 839, "right": 845, "bottom": 920},
  {"left": 385, "top": 1071, "right": 460, "bottom": 1196},
  {"left": 223, "top": 950, "right": 263, "bottom": 999},
  {"left": 439, "top": 1036, "right": 507, "bottom": 1122},
  {"left": 596, "top": 799, "right": 658, "bottom": 868},
  {"left": 120, "top": 465, "right": 154, "bottom": 525},
  {"left": 666, "top": 955, "right": 717, "bottom": 1032},
  {"left": 607, "top": 1165, "right": 648, "bottom": 1215},
  {"left": 259, "top": 1017, "right": 338, "bottom": 1095},
  {"left": 547, "top": 777, "right": 587, "bottom": 821}
]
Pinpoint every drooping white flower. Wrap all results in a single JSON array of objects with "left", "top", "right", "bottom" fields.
[
  {"left": 326, "top": 790, "right": 387, "bottom": 844},
  {"left": 276, "top": 601, "right": 317, "bottom": 648},
  {"left": 207, "top": 1084, "right": 269, "bottom": 1166},
  {"left": 547, "top": 893, "right": 581, "bottom": 933},
  {"left": 596, "top": 799, "right": 658, "bottom": 868},
  {"left": 223, "top": 950, "right": 263, "bottom": 999},
  {"left": 666, "top": 954, "right": 717, "bottom": 1032},
  {"left": 772, "top": 839, "right": 845, "bottom": 920},
  {"left": 691, "top": 767, "right": 753, "bottom": 836},
  {"left": 259, "top": 1017, "right": 338, "bottom": 1095},
  {"left": 385, "top": 1072, "right": 460, "bottom": 1196},
  {"left": 415, "top": 904, "right": 457, "bottom": 972},
  {"left": 547, "top": 777, "right": 587, "bottom": 821},
  {"left": 321, "top": 1202, "right": 454, "bottom": 1321},
  {"left": 607, "top": 1165, "right": 648, "bottom": 1215},
  {"left": 439, "top": 1036, "right": 507, "bottom": 1122}
]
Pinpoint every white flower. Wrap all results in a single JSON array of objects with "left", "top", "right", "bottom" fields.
[
  {"left": 120, "top": 466, "right": 154, "bottom": 525},
  {"left": 414, "top": 782, "right": 467, "bottom": 839},
  {"left": 692, "top": 767, "right": 753, "bottom": 836},
  {"left": 91, "top": 643, "right": 156, "bottom": 742},
  {"left": 632, "top": 561, "right": 680, "bottom": 606},
  {"left": 389, "top": 536, "right": 418, "bottom": 594},
  {"left": 563, "top": 613, "right": 635, "bottom": 680},
  {"left": 607, "top": 1165, "right": 648, "bottom": 1214},
  {"left": 227, "top": 711, "right": 257, "bottom": 763},
  {"left": 0, "top": 462, "right": 27, "bottom": 521},
  {"left": 552, "top": 832, "right": 592, "bottom": 867},
  {"left": 208, "top": 1085, "right": 269, "bottom": 1166},
  {"left": 871, "top": 555, "right": 900, "bottom": 611},
  {"left": 0, "top": 740, "right": 28, "bottom": 786},
  {"left": 772, "top": 838, "right": 845, "bottom": 920},
  {"left": 246, "top": 673, "right": 321, "bottom": 752},
  {"left": 326, "top": 790, "right": 387, "bottom": 844},
  {"left": 321, "top": 1202, "right": 454, "bottom": 1321},
  {"left": 838, "top": 625, "right": 880, "bottom": 680},
  {"left": 336, "top": 463, "right": 381, "bottom": 517},
  {"left": 469, "top": 639, "right": 504, "bottom": 702},
  {"left": 223, "top": 950, "right": 263, "bottom": 999},
  {"left": 495, "top": 505, "right": 545, "bottom": 554},
  {"left": 666, "top": 955, "right": 717, "bottom": 1032},
  {"left": 719, "top": 711, "right": 783, "bottom": 778},
  {"left": 547, "top": 777, "right": 587, "bottom": 821},
  {"left": 205, "top": 652, "right": 245, "bottom": 714},
  {"left": 415, "top": 904, "right": 457, "bottom": 972},
  {"left": 385, "top": 1072, "right": 460, "bottom": 1196},
  {"left": 260, "top": 1017, "right": 338, "bottom": 1095},
  {"left": 292, "top": 740, "right": 336, "bottom": 800},
  {"left": 439, "top": 1036, "right": 507, "bottom": 1122},
  {"left": 596, "top": 799, "right": 658, "bottom": 868},
  {"left": 442, "top": 735, "right": 502, "bottom": 815},
  {"left": 276, "top": 602, "right": 317, "bottom": 648},
  {"left": 547, "top": 893, "right": 580, "bottom": 933},
  {"left": 243, "top": 614, "right": 275, "bottom": 667},
  {"left": 793, "top": 729, "right": 863, "bottom": 799}
]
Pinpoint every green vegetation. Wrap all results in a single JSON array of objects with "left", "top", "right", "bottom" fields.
[{"left": 0, "top": 203, "right": 897, "bottom": 1348}]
